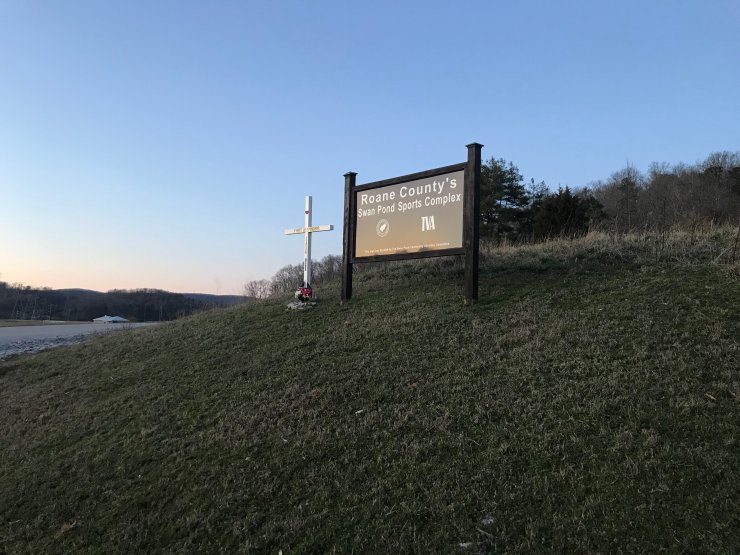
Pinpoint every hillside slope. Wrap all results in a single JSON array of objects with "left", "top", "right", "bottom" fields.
[{"left": 1, "top": 230, "right": 738, "bottom": 553}]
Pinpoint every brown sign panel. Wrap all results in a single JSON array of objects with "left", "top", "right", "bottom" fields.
[
  {"left": 341, "top": 143, "right": 482, "bottom": 304},
  {"left": 354, "top": 169, "right": 465, "bottom": 259}
]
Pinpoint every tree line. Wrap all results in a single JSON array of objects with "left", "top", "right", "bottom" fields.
[
  {"left": 0, "top": 284, "right": 223, "bottom": 322},
  {"left": 244, "top": 256, "right": 343, "bottom": 299},
  {"left": 591, "top": 152, "right": 740, "bottom": 233},
  {"left": 480, "top": 150, "right": 739, "bottom": 241}
]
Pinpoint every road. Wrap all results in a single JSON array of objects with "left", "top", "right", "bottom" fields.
[{"left": 0, "top": 322, "right": 159, "bottom": 360}]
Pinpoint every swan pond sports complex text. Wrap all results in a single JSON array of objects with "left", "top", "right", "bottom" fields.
[{"left": 341, "top": 143, "right": 482, "bottom": 304}]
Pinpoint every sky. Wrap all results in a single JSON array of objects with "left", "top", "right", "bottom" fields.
[{"left": 1, "top": 0, "right": 738, "bottom": 294}]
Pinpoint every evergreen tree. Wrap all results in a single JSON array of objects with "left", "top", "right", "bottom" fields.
[
  {"left": 533, "top": 187, "right": 605, "bottom": 239},
  {"left": 479, "top": 158, "right": 531, "bottom": 239}
]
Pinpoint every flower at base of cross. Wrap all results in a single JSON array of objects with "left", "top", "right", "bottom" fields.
[{"left": 295, "top": 286, "right": 313, "bottom": 302}]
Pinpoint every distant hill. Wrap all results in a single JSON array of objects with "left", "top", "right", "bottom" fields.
[
  {"left": 1, "top": 228, "right": 738, "bottom": 552},
  {"left": 0, "top": 286, "right": 244, "bottom": 322},
  {"left": 55, "top": 289, "right": 247, "bottom": 305},
  {"left": 56, "top": 288, "right": 103, "bottom": 295}
]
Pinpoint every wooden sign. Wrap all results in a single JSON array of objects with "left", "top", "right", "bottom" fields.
[{"left": 341, "top": 143, "right": 482, "bottom": 304}]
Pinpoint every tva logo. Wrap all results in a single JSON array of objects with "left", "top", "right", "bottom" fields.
[{"left": 421, "top": 216, "right": 436, "bottom": 231}]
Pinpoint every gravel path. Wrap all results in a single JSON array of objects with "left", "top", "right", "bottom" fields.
[{"left": 0, "top": 323, "right": 158, "bottom": 361}]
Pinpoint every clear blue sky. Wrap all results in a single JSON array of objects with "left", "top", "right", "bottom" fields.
[{"left": 1, "top": 0, "right": 738, "bottom": 294}]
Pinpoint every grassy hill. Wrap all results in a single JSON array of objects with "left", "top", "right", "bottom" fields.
[{"left": 1, "top": 228, "right": 738, "bottom": 553}]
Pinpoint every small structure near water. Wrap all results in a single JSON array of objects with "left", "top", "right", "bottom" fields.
[{"left": 92, "top": 315, "right": 129, "bottom": 324}]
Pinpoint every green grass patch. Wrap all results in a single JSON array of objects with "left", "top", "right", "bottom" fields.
[{"left": 1, "top": 230, "right": 738, "bottom": 553}]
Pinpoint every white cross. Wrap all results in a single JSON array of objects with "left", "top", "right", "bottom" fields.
[{"left": 283, "top": 196, "right": 333, "bottom": 288}]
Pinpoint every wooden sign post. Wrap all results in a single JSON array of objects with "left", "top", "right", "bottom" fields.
[
  {"left": 463, "top": 143, "right": 482, "bottom": 304},
  {"left": 341, "top": 143, "right": 482, "bottom": 304},
  {"left": 284, "top": 196, "right": 333, "bottom": 288}
]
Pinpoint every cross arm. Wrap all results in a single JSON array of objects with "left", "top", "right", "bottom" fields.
[{"left": 284, "top": 225, "right": 334, "bottom": 235}]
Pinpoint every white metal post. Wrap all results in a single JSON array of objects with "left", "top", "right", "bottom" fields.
[{"left": 304, "top": 195, "right": 312, "bottom": 287}]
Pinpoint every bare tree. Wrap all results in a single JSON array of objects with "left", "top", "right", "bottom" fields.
[
  {"left": 269, "top": 264, "right": 303, "bottom": 295},
  {"left": 243, "top": 279, "right": 272, "bottom": 300},
  {"left": 312, "top": 255, "right": 342, "bottom": 284}
]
